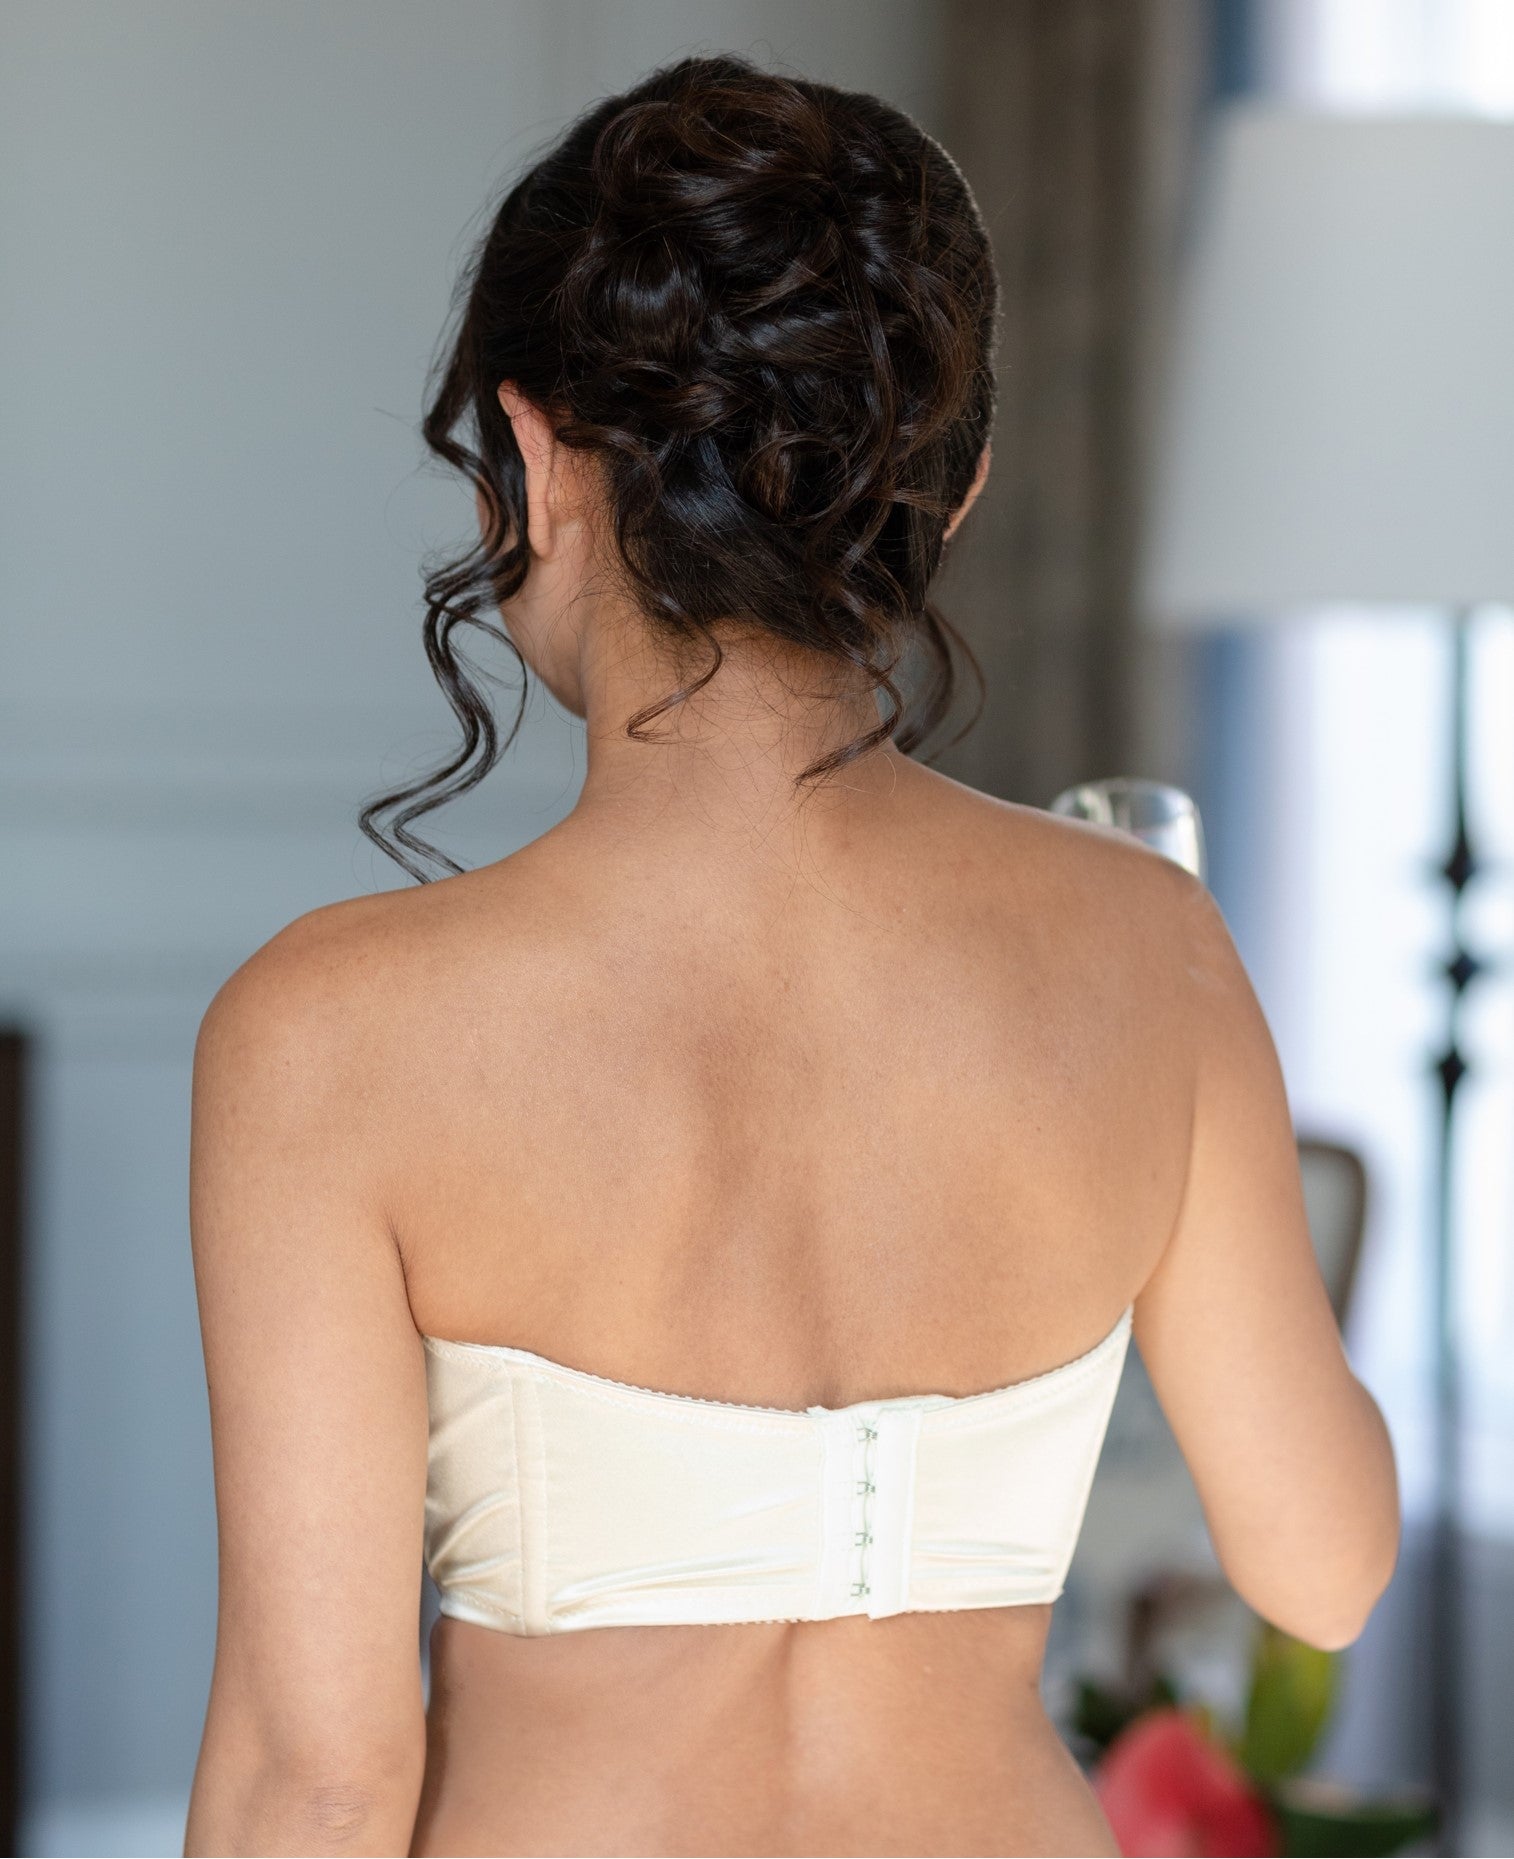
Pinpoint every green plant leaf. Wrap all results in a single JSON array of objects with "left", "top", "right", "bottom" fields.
[{"left": 1239, "top": 1623, "right": 1338, "bottom": 1783}]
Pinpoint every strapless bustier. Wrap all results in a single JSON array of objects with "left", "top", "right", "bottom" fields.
[{"left": 421, "top": 1306, "right": 1132, "bottom": 1636}]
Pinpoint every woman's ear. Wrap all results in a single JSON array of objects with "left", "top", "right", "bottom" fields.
[
  {"left": 944, "top": 441, "right": 992, "bottom": 543},
  {"left": 497, "top": 382, "right": 560, "bottom": 559}
]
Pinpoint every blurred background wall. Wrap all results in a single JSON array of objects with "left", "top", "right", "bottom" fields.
[{"left": 2, "top": 2, "right": 1512, "bottom": 1855}]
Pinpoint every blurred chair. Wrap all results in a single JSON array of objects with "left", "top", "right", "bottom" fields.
[{"left": 1296, "top": 1136, "right": 1367, "bottom": 1327}]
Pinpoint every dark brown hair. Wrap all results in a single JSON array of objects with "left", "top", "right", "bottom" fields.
[{"left": 361, "top": 52, "right": 1000, "bottom": 881}]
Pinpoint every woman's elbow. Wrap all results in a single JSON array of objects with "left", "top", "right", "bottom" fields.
[
  {"left": 1281, "top": 1593, "right": 1379, "bottom": 1654},
  {"left": 1249, "top": 1506, "right": 1401, "bottom": 1653},
  {"left": 186, "top": 1739, "right": 426, "bottom": 1857},
  {"left": 1219, "top": 1390, "right": 1402, "bottom": 1653}
]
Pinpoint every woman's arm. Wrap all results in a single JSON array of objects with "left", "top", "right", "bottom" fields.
[
  {"left": 1136, "top": 876, "right": 1401, "bottom": 1651},
  {"left": 184, "top": 911, "right": 429, "bottom": 1856}
]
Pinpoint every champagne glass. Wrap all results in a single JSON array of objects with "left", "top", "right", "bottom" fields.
[{"left": 1048, "top": 777, "right": 1206, "bottom": 883}]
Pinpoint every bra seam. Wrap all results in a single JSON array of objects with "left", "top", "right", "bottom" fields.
[
  {"left": 513, "top": 1369, "right": 811, "bottom": 1435},
  {"left": 441, "top": 1584, "right": 528, "bottom": 1625},
  {"left": 924, "top": 1316, "right": 1133, "bottom": 1432},
  {"left": 439, "top": 1590, "right": 1064, "bottom": 1627},
  {"left": 521, "top": 1373, "right": 549, "bottom": 1634},
  {"left": 421, "top": 1335, "right": 823, "bottom": 1425},
  {"left": 418, "top": 1305, "right": 1133, "bottom": 1427},
  {"left": 1051, "top": 1319, "right": 1132, "bottom": 1591}
]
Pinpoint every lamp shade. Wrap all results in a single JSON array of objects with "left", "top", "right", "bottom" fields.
[{"left": 1143, "top": 107, "right": 1514, "bottom": 622}]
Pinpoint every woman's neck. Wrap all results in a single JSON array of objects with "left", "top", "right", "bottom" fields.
[{"left": 569, "top": 611, "right": 910, "bottom": 842}]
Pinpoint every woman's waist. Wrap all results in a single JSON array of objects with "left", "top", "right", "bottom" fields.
[
  {"left": 416, "top": 1609, "right": 1111, "bottom": 1855},
  {"left": 422, "top": 1607, "right": 1061, "bottom": 1784}
]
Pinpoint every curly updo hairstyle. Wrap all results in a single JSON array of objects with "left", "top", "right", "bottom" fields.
[{"left": 361, "top": 52, "right": 1000, "bottom": 881}]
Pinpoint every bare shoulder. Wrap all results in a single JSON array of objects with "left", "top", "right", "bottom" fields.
[
  {"left": 908, "top": 765, "right": 1212, "bottom": 960},
  {"left": 193, "top": 867, "right": 521, "bottom": 1108},
  {"left": 200, "top": 889, "right": 404, "bottom": 1072}
]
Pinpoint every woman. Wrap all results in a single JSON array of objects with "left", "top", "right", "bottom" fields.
[{"left": 183, "top": 54, "right": 1399, "bottom": 1858}]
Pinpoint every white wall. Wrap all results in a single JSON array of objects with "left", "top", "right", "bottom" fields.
[{"left": 0, "top": 4, "right": 942, "bottom": 1851}]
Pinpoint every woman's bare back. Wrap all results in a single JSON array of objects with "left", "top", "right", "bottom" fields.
[
  {"left": 363, "top": 763, "right": 1191, "bottom": 1854},
  {"left": 185, "top": 745, "right": 1395, "bottom": 1858},
  {"left": 390, "top": 769, "right": 1187, "bottom": 1410}
]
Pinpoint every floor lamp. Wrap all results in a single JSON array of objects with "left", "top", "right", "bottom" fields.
[{"left": 1141, "top": 105, "right": 1514, "bottom": 1856}]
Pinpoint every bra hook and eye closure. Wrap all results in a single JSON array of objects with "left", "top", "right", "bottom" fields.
[{"left": 851, "top": 1419, "right": 880, "bottom": 1599}]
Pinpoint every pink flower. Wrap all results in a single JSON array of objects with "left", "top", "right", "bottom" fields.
[{"left": 1095, "top": 1708, "right": 1278, "bottom": 1857}]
